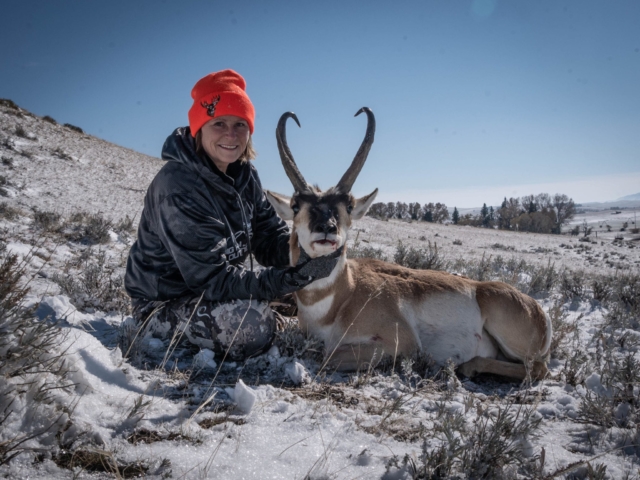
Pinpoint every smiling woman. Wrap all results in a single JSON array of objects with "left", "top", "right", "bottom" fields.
[
  {"left": 196, "top": 116, "right": 253, "bottom": 173},
  {"left": 121, "top": 69, "right": 341, "bottom": 364}
]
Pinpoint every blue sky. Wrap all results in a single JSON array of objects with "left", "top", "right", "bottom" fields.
[{"left": 2, "top": 0, "right": 639, "bottom": 207}]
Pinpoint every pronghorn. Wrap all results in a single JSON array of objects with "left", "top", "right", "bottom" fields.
[{"left": 266, "top": 108, "right": 552, "bottom": 380}]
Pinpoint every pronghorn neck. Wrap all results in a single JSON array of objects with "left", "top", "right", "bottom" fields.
[{"left": 295, "top": 251, "right": 351, "bottom": 330}]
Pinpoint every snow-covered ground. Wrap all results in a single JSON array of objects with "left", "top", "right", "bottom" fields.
[{"left": 2, "top": 101, "right": 640, "bottom": 479}]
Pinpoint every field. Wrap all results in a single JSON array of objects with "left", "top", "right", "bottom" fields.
[{"left": 2, "top": 101, "right": 640, "bottom": 479}]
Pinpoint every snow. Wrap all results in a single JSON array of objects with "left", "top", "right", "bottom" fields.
[
  {"left": 226, "top": 379, "right": 256, "bottom": 415},
  {"left": 193, "top": 348, "right": 218, "bottom": 370},
  {"left": 285, "top": 360, "right": 310, "bottom": 385},
  {"left": 2, "top": 102, "right": 640, "bottom": 478}
]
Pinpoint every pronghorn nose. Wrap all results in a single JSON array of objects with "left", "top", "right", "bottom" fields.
[{"left": 315, "top": 223, "right": 337, "bottom": 234}]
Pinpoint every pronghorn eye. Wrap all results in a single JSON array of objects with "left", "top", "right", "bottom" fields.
[
  {"left": 347, "top": 205, "right": 353, "bottom": 214},
  {"left": 292, "top": 205, "right": 300, "bottom": 215}
]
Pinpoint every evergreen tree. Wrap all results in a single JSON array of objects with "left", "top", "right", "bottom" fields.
[
  {"left": 482, "top": 203, "right": 491, "bottom": 227},
  {"left": 452, "top": 207, "right": 460, "bottom": 225},
  {"left": 424, "top": 210, "right": 433, "bottom": 222},
  {"left": 480, "top": 203, "right": 489, "bottom": 225}
]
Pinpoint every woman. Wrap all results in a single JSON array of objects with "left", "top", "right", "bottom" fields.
[{"left": 123, "top": 70, "right": 339, "bottom": 362}]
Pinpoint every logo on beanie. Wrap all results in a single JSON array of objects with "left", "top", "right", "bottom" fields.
[{"left": 201, "top": 95, "right": 221, "bottom": 117}]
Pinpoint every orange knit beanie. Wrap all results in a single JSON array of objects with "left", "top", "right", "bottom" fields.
[{"left": 188, "top": 69, "right": 255, "bottom": 136}]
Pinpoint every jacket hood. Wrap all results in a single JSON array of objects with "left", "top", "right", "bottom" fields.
[{"left": 161, "top": 127, "right": 253, "bottom": 196}]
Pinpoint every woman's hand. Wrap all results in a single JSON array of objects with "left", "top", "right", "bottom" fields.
[{"left": 277, "top": 246, "right": 344, "bottom": 295}]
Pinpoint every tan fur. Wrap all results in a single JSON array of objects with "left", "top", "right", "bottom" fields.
[
  {"left": 296, "top": 255, "right": 551, "bottom": 380},
  {"left": 266, "top": 191, "right": 551, "bottom": 382}
]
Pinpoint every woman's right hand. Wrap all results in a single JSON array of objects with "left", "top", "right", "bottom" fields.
[{"left": 277, "top": 246, "right": 343, "bottom": 295}]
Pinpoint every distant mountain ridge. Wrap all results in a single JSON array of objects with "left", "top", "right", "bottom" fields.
[{"left": 617, "top": 192, "right": 640, "bottom": 201}]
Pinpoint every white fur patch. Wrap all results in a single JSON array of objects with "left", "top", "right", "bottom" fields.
[
  {"left": 475, "top": 329, "right": 499, "bottom": 358},
  {"left": 399, "top": 291, "right": 485, "bottom": 365},
  {"left": 298, "top": 294, "right": 335, "bottom": 324}
]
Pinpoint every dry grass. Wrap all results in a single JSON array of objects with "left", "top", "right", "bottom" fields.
[{"left": 54, "top": 449, "right": 147, "bottom": 478}]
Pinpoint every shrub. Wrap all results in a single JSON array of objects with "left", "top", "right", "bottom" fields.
[
  {"left": 63, "top": 123, "right": 84, "bottom": 134},
  {"left": 0, "top": 99, "right": 19, "bottom": 110},
  {"left": 0, "top": 251, "right": 72, "bottom": 465},
  {"left": 394, "top": 241, "right": 446, "bottom": 271},
  {"left": 42, "top": 115, "right": 57, "bottom": 124},
  {"left": 385, "top": 398, "right": 542, "bottom": 479},
  {"left": 14, "top": 125, "right": 27, "bottom": 138},
  {"left": 51, "top": 147, "right": 73, "bottom": 161},
  {"left": 526, "top": 261, "right": 559, "bottom": 295},
  {"left": 560, "top": 348, "right": 591, "bottom": 386},
  {"left": 63, "top": 212, "right": 112, "bottom": 245},
  {"left": 560, "top": 269, "right": 587, "bottom": 300},
  {"left": 1, "top": 156, "right": 13, "bottom": 167},
  {"left": 449, "top": 253, "right": 494, "bottom": 282},
  {"left": 32, "top": 209, "right": 62, "bottom": 231},
  {"left": 612, "top": 272, "right": 640, "bottom": 312},
  {"left": 491, "top": 243, "right": 515, "bottom": 251},
  {"left": 114, "top": 214, "right": 136, "bottom": 235},
  {"left": 590, "top": 275, "right": 612, "bottom": 303},
  {"left": 577, "top": 352, "right": 640, "bottom": 430},
  {"left": 274, "top": 316, "right": 324, "bottom": 364},
  {"left": 348, "top": 244, "right": 388, "bottom": 261},
  {"left": 0, "top": 202, "right": 20, "bottom": 220},
  {"left": 0, "top": 176, "right": 8, "bottom": 197},
  {"left": 547, "top": 302, "right": 580, "bottom": 362},
  {"left": 52, "top": 249, "right": 128, "bottom": 313},
  {"left": 0, "top": 138, "right": 15, "bottom": 153}
]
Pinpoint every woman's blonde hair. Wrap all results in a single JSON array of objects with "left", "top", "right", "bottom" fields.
[{"left": 195, "top": 131, "right": 257, "bottom": 164}]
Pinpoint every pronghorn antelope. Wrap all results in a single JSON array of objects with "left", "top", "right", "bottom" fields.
[{"left": 266, "top": 108, "right": 552, "bottom": 380}]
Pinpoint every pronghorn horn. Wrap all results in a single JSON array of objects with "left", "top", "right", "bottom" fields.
[
  {"left": 336, "top": 107, "right": 375, "bottom": 194},
  {"left": 276, "top": 112, "right": 312, "bottom": 193}
]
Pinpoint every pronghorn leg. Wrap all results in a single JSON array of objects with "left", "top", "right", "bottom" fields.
[
  {"left": 475, "top": 282, "right": 552, "bottom": 367},
  {"left": 458, "top": 356, "right": 548, "bottom": 381},
  {"left": 323, "top": 343, "right": 389, "bottom": 372}
]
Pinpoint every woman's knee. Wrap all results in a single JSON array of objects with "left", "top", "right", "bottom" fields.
[{"left": 185, "top": 299, "right": 276, "bottom": 360}]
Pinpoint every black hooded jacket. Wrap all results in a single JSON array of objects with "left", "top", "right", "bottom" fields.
[{"left": 125, "top": 127, "right": 291, "bottom": 302}]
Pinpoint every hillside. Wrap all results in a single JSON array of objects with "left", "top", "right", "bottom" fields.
[
  {"left": 0, "top": 99, "right": 163, "bottom": 221},
  {"left": 1, "top": 101, "right": 640, "bottom": 479}
]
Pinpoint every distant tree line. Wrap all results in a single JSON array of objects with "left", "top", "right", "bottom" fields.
[
  {"left": 367, "top": 201, "right": 450, "bottom": 223},
  {"left": 366, "top": 193, "right": 576, "bottom": 234},
  {"left": 456, "top": 193, "right": 576, "bottom": 234}
]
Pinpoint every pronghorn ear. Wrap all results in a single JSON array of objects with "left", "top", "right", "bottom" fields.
[
  {"left": 266, "top": 190, "right": 294, "bottom": 221},
  {"left": 351, "top": 188, "right": 378, "bottom": 220}
]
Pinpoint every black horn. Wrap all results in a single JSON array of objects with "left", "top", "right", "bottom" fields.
[
  {"left": 276, "top": 112, "right": 312, "bottom": 193},
  {"left": 336, "top": 107, "right": 375, "bottom": 193}
]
